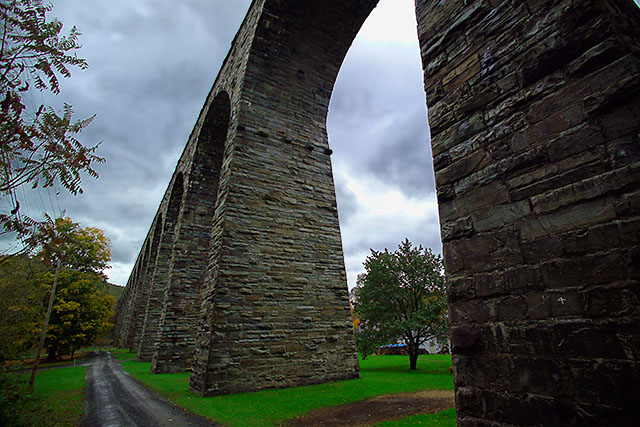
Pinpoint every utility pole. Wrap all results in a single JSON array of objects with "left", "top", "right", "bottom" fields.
[{"left": 29, "top": 257, "right": 62, "bottom": 388}]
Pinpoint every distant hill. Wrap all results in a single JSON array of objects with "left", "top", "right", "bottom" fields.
[{"left": 97, "top": 282, "right": 125, "bottom": 301}]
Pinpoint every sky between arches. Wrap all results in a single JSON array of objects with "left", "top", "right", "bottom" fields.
[{"left": 12, "top": 0, "right": 442, "bottom": 288}]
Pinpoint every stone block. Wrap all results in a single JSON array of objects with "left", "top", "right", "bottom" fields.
[{"left": 520, "top": 198, "right": 617, "bottom": 241}]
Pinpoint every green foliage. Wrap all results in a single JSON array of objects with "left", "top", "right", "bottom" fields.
[
  {"left": 42, "top": 270, "right": 114, "bottom": 359},
  {"left": 35, "top": 216, "right": 111, "bottom": 273},
  {"left": 354, "top": 239, "right": 448, "bottom": 369},
  {"left": 96, "top": 281, "right": 125, "bottom": 301},
  {"left": 0, "top": 256, "right": 46, "bottom": 361},
  {"left": 22, "top": 215, "right": 112, "bottom": 369},
  {"left": 354, "top": 329, "right": 379, "bottom": 361},
  {"left": 0, "top": 218, "right": 113, "bottom": 361},
  {"left": 118, "top": 352, "right": 453, "bottom": 427},
  {"left": 0, "top": 366, "right": 31, "bottom": 425},
  {"left": 0, "top": 0, "right": 104, "bottom": 250}
]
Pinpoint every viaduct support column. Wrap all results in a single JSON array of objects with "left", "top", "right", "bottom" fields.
[
  {"left": 152, "top": 93, "right": 230, "bottom": 373},
  {"left": 188, "top": 0, "right": 373, "bottom": 395},
  {"left": 416, "top": 0, "right": 640, "bottom": 424},
  {"left": 137, "top": 175, "right": 184, "bottom": 361}
]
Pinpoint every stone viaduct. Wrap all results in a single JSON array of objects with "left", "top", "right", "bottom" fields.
[{"left": 115, "top": 0, "right": 640, "bottom": 424}]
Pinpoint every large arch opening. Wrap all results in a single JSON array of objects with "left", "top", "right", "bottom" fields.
[
  {"left": 327, "top": 0, "right": 440, "bottom": 292},
  {"left": 152, "top": 91, "right": 231, "bottom": 374},
  {"left": 137, "top": 173, "right": 184, "bottom": 360}
]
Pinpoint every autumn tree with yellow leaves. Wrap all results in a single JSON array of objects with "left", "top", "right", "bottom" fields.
[
  {"left": 0, "top": 218, "right": 113, "bottom": 369},
  {"left": 27, "top": 216, "right": 111, "bottom": 385},
  {"left": 42, "top": 270, "right": 114, "bottom": 360}
]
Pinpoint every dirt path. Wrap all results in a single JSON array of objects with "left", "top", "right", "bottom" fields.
[
  {"left": 285, "top": 389, "right": 455, "bottom": 426},
  {"left": 82, "top": 351, "right": 215, "bottom": 427}
]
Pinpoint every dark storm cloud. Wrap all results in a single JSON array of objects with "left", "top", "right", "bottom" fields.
[
  {"left": 28, "top": 0, "right": 252, "bottom": 284},
  {"left": 364, "top": 108, "right": 434, "bottom": 198}
]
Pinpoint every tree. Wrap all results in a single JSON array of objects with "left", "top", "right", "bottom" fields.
[
  {"left": 0, "top": 255, "right": 47, "bottom": 362},
  {"left": 41, "top": 270, "right": 114, "bottom": 360},
  {"left": 36, "top": 216, "right": 111, "bottom": 273},
  {"left": 28, "top": 215, "right": 110, "bottom": 385},
  {"left": 354, "top": 238, "right": 449, "bottom": 370},
  {"left": 0, "top": 0, "right": 104, "bottom": 248}
]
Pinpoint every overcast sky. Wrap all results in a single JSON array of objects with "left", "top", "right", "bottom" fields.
[{"left": 8, "top": 0, "right": 441, "bottom": 288}]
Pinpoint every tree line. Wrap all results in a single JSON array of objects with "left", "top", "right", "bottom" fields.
[{"left": 0, "top": 217, "right": 114, "bottom": 364}]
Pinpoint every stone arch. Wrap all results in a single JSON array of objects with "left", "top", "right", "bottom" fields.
[
  {"left": 207, "top": 0, "right": 640, "bottom": 422},
  {"left": 152, "top": 91, "right": 231, "bottom": 373},
  {"left": 121, "top": 243, "right": 150, "bottom": 348},
  {"left": 136, "top": 173, "right": 184, "bottom": 360},
  {"left": 135, "top": 215, "right": 163, "bottom": 355},
  {"left": 118, "top": 0, "right": 640, "bottom": 422},
  {"left": 189, "top": 0, "right": 382, "bottom": 396}
]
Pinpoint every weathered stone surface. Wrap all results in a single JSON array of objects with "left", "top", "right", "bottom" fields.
[
  {"left": 421, "top": 0, "right": 640, "bottom": 424},
  {"left": 119, "top": 0, "right": 365, "bottom": 395},
  {"left": 114, "top": 0, "right": 640, "bottom": 423},
  {"left": 151, "top": 93, "right": 229, "bottom": 374}
]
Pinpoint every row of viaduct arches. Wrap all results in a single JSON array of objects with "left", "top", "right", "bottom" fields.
[
  {"left": 115, "top": 91, "right": 231, "bottom": 374},
  {"left": 115, "top": 0, "right": 640, "bottom": 424}
]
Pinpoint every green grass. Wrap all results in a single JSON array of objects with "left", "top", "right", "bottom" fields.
[
  {"left": 112, "top": 348, "right": 137, "bottom": 361},
  {"left": 9, "top": 366, "right": 86, "bottom": 426},
  {"left": 376, "top": 408, "right": 457, "bottom": 426},
  {"left": 117, "top": 351, "right": 453, "bottom": 426}
]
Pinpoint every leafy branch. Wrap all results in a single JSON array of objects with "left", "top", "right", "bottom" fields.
[{"left": 0, "top": 0, "right": 104, "bottom": 254}]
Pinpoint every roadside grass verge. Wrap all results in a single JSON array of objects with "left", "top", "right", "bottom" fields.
[
  {"left": 117, "top": 350, "right": 453, "bottom": 426},
  {"left": 1, "top": 366, "right": 86, "bottom": 427},
  {"left": 5, "top": 345, "right": 116, "bottom": 369},
  {"left": 23, "top": 366, "right": 86, "bottom": 426}
]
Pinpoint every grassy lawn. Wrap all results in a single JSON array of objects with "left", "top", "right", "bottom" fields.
[
  {"left": 117, "top": 350, "right": 454, "bottom": 426},
  {"left": 0, "top": 366, "right": 86, "bottom": 427},
  {"left": 24, "top": 366, "right": 86, "bottom": 426},
  {"left": 111, "top": 347, "right": 137, "bottom": 361}
]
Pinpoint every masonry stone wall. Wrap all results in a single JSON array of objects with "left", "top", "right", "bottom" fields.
[
  {"left": 417, "top": 0, "right": 640, "bottom": 424},
  {"left": 151, "top": 92, "right": 230, "bottom": 373},
  {"left": 135, "top": 218, "right": 163, "bottom": 359},
  {"left": 187, "top": 0, "right": 378, "bottom": 395},
  {"left": 115, "top": 0, "right": 640, "bottom": 422}
]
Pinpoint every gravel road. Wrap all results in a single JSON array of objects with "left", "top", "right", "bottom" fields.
[{"left": 83, "top": 351, "right": 215, "bottom": 427}]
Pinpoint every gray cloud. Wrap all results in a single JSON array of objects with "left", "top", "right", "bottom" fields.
[
  {"left": 15, "top": 0, "right": 252, "bottom": 283},
  {"left": 5, "top": 0, "right": 442, "bottom": 287},
  {"left": 364, "top": 109, "right": 434, "bottom": 198},
  {"left": 328, "top": 35, "right": 434, "bottom": 201},
  {"left": 334, "top": 180, "right": 360, "bottom": 226}
]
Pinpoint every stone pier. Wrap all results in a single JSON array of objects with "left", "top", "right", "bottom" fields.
[{"left": 116, "top": 0, "right": 640, "bottom": 423}]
